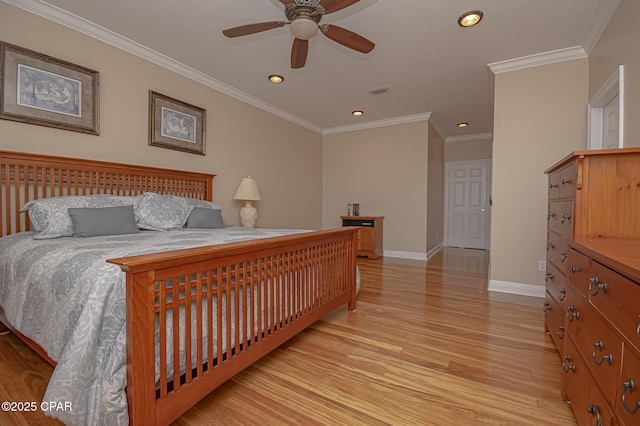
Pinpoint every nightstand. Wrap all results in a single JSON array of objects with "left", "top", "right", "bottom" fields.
[{"left": 340, "top": 216, "right": 383, "bottom": 259}]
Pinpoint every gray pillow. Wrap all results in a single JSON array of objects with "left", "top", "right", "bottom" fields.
[
  {"left": 20, "top": 194, "right": 141, "bottom": 239},
  {"left": 185, "top": 207, "right": 225, "bottom": 229},
  {"left": 68, "top": 205, "right": 140, "bottom": 237}
]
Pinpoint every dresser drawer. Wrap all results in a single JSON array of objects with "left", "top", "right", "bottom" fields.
[
  {"left": 565, "top": 285, "right": 587, "bottom": 340},
  {"left": 544, "top": 291, "right": 566, "bottom": 349},
  {"left": 562, "top": 336, "right": 617, "bottom": 426},
  {"left": 577, "top": 304, "right": 623, "bottom": 406},
  {"left": 617, "top": 344, "right": 640, "bottom": 426},
  {"left": 548, "top": 201, "right": 574, "bottom": 235},
  {"left": 547, "top": 234, "right": 570, "bottom": 272},
  {"left": 590, "top": 261, "right": 640, "bottom": 351},
  {"left": 558, "top": 161, "right": 578, "bottom": 199},
  {"left": 545, "top": 260, "right": 567, "bottom": 306},
  {"left": 568, "top": 248, "right": 592, "bottom": 299},
  {"left": 548, "top": 161, "right": 578, "bottom": 200}
]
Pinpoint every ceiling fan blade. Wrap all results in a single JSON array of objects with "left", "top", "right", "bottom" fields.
[
  {"left": 320, "top": 0, "right": 360, "bottom": 14},
  {"left": 291, "top": 38, "right": 309, "bottom": 69},
  {"left": 322, "top": 24, "right": 374, "bottom": 53},
  {"left": 223, "top": 21, "right": 286, "bottom": 38}
]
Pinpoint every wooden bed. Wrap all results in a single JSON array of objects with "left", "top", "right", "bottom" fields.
[{"left": 0, "top": 150, "right": 358, "bottom": 425}]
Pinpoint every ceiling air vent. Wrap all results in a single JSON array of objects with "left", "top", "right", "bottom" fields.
[{"left": 368, "top": 86, "right": 391, "bottom": 95}]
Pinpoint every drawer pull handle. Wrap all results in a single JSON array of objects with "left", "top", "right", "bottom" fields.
[
  {"left": 622, "top": 379, "right": 640, "bottom": 414},
  {"left": 548, "top": 211, "right": 556, "bottom": 219},
  {"left": 545, "top": 272, "right": 553, "bottom": 282},
  {"left": 559, "top": 289, "right": 566, "bottom": 301},
  {"left": 547, "top": 241, "right": 555, "bottom": 250},
  {"left": 566, "top": 305, "right": 580, "bottom": 322},
  {"left": 543, "top": 303, "right": 551, "bottom": 312},
  {"left": 586, "top": 405, "right": 602, "bottom": 426},
  {"left": 550, "top": 183, "right": 559, "bottom": 189},
  {"left": 557, "top": 326, "right": 565, "bottom": 340},
  {"left": 571, "top": 266, "right": 580, "bottom": 274},
  {"left": 560, "top": 251, "right": 568, "bottom": 262},
  {"left": 562, "top": 178, "right": 573, "bottom": 185},
  {"left": 560, "top": 213, "right": 572, "bottom": 224},
  {"left": 588, "top": 278, "right": 608, "bottom": 296},
  {"left": 592, "top": 341, "right": 613, "bottom": 366},
  {"left": 562, "top": 355, "right": 575, "bottom": 373},
  {"left": 636, "top": 315, "right": 640, "bottom": 340}
]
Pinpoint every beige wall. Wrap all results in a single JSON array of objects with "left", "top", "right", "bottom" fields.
[
  {"left": 322, "top": 121, "right": 429, "bottom": 255},
  {"left": 0, "top": 3, "right": 323, "bottom": 230},
  {"left": 588, "top": 0, "right": 640, "bottom": 148},
  {"left": 444, "top": 138, "right": 493, "bottom": 162},
  {"left": 426, "top": 124, "right": 444, "bottom": 252},
  {"left": 491, "top": 58, "right": 588, "bottom": 289}
]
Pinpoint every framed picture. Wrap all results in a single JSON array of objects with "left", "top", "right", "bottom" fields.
[
  {"left": 0, "top": 41, "right": 99, "bottom": 135},
  {"left": 149, "top": 91, "right": 206, "bottom": 155}
]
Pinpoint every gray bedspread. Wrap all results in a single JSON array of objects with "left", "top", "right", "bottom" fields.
[{"left": 0, "top": 227, "right": 308, "bottom": 425}]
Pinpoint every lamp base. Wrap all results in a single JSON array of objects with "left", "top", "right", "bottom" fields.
[{"left": 239, "top": 201, "right": 258, "bottom": 228}]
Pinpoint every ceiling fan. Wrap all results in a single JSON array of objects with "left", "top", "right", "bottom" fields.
[{"left": 222, "top": 0, "right": 374, "bottom": 69}]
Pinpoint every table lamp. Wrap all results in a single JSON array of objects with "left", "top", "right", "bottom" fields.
[{"left": 233, "top": 176, "right": 262, "bottom": 228}]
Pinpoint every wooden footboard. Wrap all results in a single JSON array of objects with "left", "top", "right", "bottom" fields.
[
  {"left": 108, "top": 228, "right": 358, "bottom": 426},
  {"left": 1, "top": 150, "right": 357, "bottom": 425}
]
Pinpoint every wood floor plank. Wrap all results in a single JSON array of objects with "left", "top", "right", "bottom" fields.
[{"left": 0, "top": 248, "right": 576, "bottom": 425}]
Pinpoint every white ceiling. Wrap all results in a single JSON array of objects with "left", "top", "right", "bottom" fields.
[{"left": 6, "top": 0, "right": 619, "bottom": 139}]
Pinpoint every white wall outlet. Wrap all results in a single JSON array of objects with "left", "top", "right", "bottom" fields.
[{"left": 538, "top": 260, "right": 546, "bottom": 272}]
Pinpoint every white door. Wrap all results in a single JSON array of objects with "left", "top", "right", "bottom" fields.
[
  {"left": 603, "top": 95, "right": 619, "bottom": 149},
  {"left": 445, "top": 160, "right": 490, "bottom": 249}
]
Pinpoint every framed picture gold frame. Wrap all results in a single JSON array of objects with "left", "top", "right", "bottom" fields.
[
  {"left": 149, "top": 90, "right": 206, "bottom": 155},
  {"left": 0, "top": 41, "right": 100, "bottom": 135}
]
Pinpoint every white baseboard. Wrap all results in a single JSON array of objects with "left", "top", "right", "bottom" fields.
[
  {"left": 381, "top": 244, "right": 442, "bottom": 262},
  {"left": 488, "top": 280, "right": 545, "bottom": 298},
  {"left": 427, "top": 243, "right": 443, "bottom": 261},
  {"left": 383, "top": 250, "right": 428, "bottom": 261}
]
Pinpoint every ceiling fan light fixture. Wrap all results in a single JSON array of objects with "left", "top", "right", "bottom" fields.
[
  {"left": 458, "top": 10, "right": 483, "bottom": 27},
  {"left": 268, "top": 74, "right": 284, "bottom": 83},
  {"left": 294, "top": 0, "right": 321, "bottom": 6},
  {"left": 290, "top": 17, "right": 319, "bottom": 40}
]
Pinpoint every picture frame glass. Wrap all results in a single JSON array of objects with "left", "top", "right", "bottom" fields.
[
  {"left": 149, "top": 91, "right": 205, "bottom": 155},
  {"left": 0, "top": 42, "right": 99, "bottom": 135}
]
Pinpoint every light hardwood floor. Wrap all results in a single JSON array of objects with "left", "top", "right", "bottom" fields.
[{"left": 0, "top": 247, "right": 576, "bottom": 425}]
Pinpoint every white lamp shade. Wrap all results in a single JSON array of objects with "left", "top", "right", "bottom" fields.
[{"left": 233, "top": 176, "right": 262, "bottom": 201}]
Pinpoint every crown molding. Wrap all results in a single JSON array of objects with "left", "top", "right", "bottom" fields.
[
  {"left": 488, "top": 46, "right": 587, "bottom": 75},
  {"left": 583, "top": 0, "right": 620, "bottom": 54},
  {"left": 323, "top": 112, "right": 431, "bottom": 135},
  {"left": 445, "top": 133, "right": 493, "bottom": 143},
  {"left": 3, "top": 0, "right": 325, "bottom": 134}
]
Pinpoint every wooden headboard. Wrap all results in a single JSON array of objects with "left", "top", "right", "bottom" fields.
[{"left": 0, "top": 151, "right": 215, "bottom": 237}]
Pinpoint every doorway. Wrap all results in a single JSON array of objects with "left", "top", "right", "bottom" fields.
[{"left": 444, "top": 159, "right": 491, "bottom": 250}]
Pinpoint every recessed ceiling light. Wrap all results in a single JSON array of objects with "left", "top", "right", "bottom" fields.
[
  {"left": 457, "top": 122, "right": 469, "bottom": 128},
  {"left": 268, "top": 74, "right": 284, "bottom": 83},
  {"left": 352, "top": 110, "right": 364, "bottom": 117},
  {"left": 458, "top": 10, "right": 483, "bottom": 27}
]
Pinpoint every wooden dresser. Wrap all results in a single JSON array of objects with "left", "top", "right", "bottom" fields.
[
  {"left": 340, "top": 216, "right": 383, "bottom": 259},
  {"left": 544, "top": 148, "right": 640, "bottom": 425}
]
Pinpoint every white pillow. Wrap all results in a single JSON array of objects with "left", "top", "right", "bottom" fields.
[
  {"left": 135, "top": 192, "right": 192, "bottom": 231},
  {"left": 20, "top": 195, "right": 141, "bottom": 239}
]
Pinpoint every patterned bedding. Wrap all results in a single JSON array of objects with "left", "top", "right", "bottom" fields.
[{"left": 0, "top": 227, "right": 309, "bottom": 425}]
